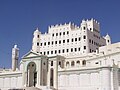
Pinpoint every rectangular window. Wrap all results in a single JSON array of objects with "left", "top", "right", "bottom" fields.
[
  {"left": 67, "top": 31, "right": 69, "bottom": 34},
  {"left": 59, "top": 50, "right": 61, "bottom": 53},
  {"left": 44, "top": 42, "right": 46, "bottom": 46},
  {"left": 44, "top": 52, "right": 46, "bottom": 55},
  {"left": 60, "top": 32, "right": 61, "bottom": 36},
  {"left": 72, "top": 38, "right": 74, "bottom": 42},
  {"left": 75, "top": 48, "right": 77, "bottom": 51},
  {"left": 56, "top": 33, "right": 58, "bottom": 36},
  {"left": 52, "top": 41, "right": 54, "bottom": 45},
  {"left": 78, "top": 47, "right": 80, "bottom": 51},
  {"left": 51, "top": 61, "right": 53, "bottom": 66},
  {"left": 84, "top": 46, "right": 86, "bottom": 49},
  {"left": 83, "top": 35, "right": 86, "bottom": 39},
  {"left": 79, "top": 37, "right": 81, "bottom": 41},
  {"left": 67, "top": 39, "right": 69, "bottom": 43},
  {"left": 83, "top": 27, "right": 86, "bottom": 30},
  {"left": 52, "top": 34, "right": 54, "bottom": 37},
  {"left": 40, "top": 52, "right": 42, "bottom": 54},
  {"left": 51, "top": 51, "right": 53, "bottom": 54},
  {"left": 55, "top": 41, "right": 57, "bottom": 44},
  {"left": 89, "top": 39, "right": 91, "bottom": 43},
  {"left": 75, "top": 38, "right": 77, "bottom": 41},
  {"left": 37, "top": 42, "right": 39, "bottom": 46},
  {"left": 63, "top": 40, "right": 65, "bottom": 43},
  {"left": 41, "top": 43, "right": 42, "bottom": 46},
  {"left": 67, "top": 49, "right": 69, "bottom": 52},
  {"left": 37, "top": 35, "right": 39, "bottom": 38},
  {"left": 59, "top": 40, "right": 61, "bottom": 44},
  {"left": 71, "top": 48, "right": 73, "bottom": 52},
  {"left": 62, "top": 49, "right": 65, "bottom": 53},
  {"left": 63, "top": 32, "right": 65, "bottom": 35},
  {"left": 48, "top": 42, "right": 50, "bottom": 45},
  {"left": 55, "top": 50, "right": 57, "bottom": 54}
]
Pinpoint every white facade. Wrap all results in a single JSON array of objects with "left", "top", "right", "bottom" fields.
[{"left": 0, "top": 19, "right": 120, "bottom": 90}]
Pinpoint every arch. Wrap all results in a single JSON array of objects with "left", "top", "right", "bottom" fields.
[
  {"left": 27, "top": 62, "right": 37, "bottom": 87},
  {"left": 71, "top": 61, "right": 75, "bottom": 66},
  {"left": 76, "top": 61, "right": 80, "bottom": 64},
  {"left": 50, "top": 68, "right": 54, "bottom": 86},
  {"left": 66, "top": 61, "right": 69, "bottom": 67},
  {"left": 82, "top": 60, "right": 86, "bottom": 66},
  {"left": 76, "top": 61, "right": 80, "bottom": 66}
]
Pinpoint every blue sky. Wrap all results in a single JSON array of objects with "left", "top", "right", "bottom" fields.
[{"left": 0, "top": 0, "right": 120, "bottom": 68}]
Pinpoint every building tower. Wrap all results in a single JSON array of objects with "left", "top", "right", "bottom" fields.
[
  {"left": 12, "top": 45, "right": 19, "bottom": 71},
  {"left": 32, "top": 28, "right": 41, "bottom": 53},
  {"left": 80, "top": 19, "right": 89, "bottom": 54},
  {"left": 104, "top": 34, "right": 111, "bottom": 45}
]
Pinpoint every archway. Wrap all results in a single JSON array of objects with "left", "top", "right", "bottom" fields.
[{"left": 27, "top": 62, "right": 37, "bottom": 87}]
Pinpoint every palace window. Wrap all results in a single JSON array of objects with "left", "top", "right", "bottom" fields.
[
  {"left": 82, "top": 60, "right": 86, "bottom": 66},
  {"left": 62, "top": 49, "right": 65, "bottom": 53},
  {"left": 63, "top": 40, "right": 65, "bottom": 43},
  {"left": 67, "top": 39, "right": 69, "bottom": 43},
  {"left": 75, "top": 38, "right": 77, "bottom": 41},
  {"left": 72, "top": 38, "right": 74, "bottom": 42},
  {"left": 56, "top": 33, "right": 58, "bottom": 36},
  {"left": 71, "top": 48, "right": 73, "bottom": 52},
  {"left": 60, "top": 32, "right": 61, "bottom": 36},
  {"left": 48, "top": 42, "right": 50, "bottom": 45},
  {"left": 71, "top": 61, "right": 75, "bottom": 66},
  {"left": 51, "top": 51, "right": 53, "bottom": 54},
  {"left": 59, "top": 50, "right": 61, "bottom": 53},
  {"left": 76, "top": 61, "right": 80, "bottom": 65},
  {"left": 67, "top": 49, "right": 69, "bottom": 52},
  {"left": 84, "top": 46, "right": 86, "bottom": 49},
  {"left": 55, "top": 41, "right": 57, "bottom": 44},
  {"left": 44, "top": 42, "right": 46, "bottom": 46},
  {"left": 37, "top": 35, "right": 39, "bottom": 38},
  {"left": 66, "top": 61, "right": 69, "bottom": 67},
  {"left": 75, "top": 48, "right": 77, "bottom": 52},
  {"left": 51, "top": 61, "right": 53, "bottom": 66},
  {"left": 52, "top": 34, "right": 54, "bottom": 37},
  {"left": 67, "top": 31, "right": 69, "bottom": 35},
  {"left": 55, "top": 50, "right": 57, "bottom": 54},
  {"left": 83, "top": 35, "right": 86, "bottom": 39},
  {"left": 63, "top": 32, "right": 65, "bottom": 35},
  {"left": 83, "top": 27, "right": 86, "bottom": 30},
  {"left": 52, "top": 41, "right": 54, "bottom": 45},
  {"left": 37, "top": 42, "right": 39, "bottom": 46},
  {"left": 59, "top": 40, "right": 61, "bottom": 44}
]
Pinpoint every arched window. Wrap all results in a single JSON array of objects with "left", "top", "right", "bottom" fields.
[
  {"left": 71, "top": 61, "right": 75, "bottom": 66},
  {"left": 76, "top": 61, "right": 80, "bottom": 64},
  {"left": 66, "top": 61, "right": 69, "bottom": 67},
  {"left": 82, "top": 60, "right": 86, "bottom": 66}
]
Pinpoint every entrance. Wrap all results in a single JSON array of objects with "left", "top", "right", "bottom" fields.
[{"left": 27, "top": 62, "right": 37, "bottom": 87}]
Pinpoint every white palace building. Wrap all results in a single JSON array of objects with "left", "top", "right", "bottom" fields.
[{"left": 0, "top": 18, "right": 120, "bottom": 90}]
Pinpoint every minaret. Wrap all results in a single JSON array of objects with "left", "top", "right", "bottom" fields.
[
  {"left": 12, "top": 45, "right": 19, "bottom": 71},
  {"left": 104, "top": 34, "right": 111, "bottom": 45},
  {"left": 32, "top": 28, "right": 41, "bottom": 53}
]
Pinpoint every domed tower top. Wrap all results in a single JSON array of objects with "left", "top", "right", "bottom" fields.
[
  {"left": 32, "top": 27, "right": 41, "bottom": 53},
  {"left": 104, "top": 33, "right": 111, "bottom": 45}
]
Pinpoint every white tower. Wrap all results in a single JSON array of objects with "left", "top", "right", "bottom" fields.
[
  {"left": 12, "top": 45, "right": 19, "bottom": 71},
  {"left": 104, "top": 34, "right": 111, "bottom": 45},
  {"left": 81, "top": 19, "right": 89, "bottom": 54},
  {"left": 32, "top": 28, "right": 41, "bottom": 53}
]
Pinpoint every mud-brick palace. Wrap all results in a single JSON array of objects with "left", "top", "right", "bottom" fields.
[{"left": 0, "top": 18, "right": 120, "bottom": 90}]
